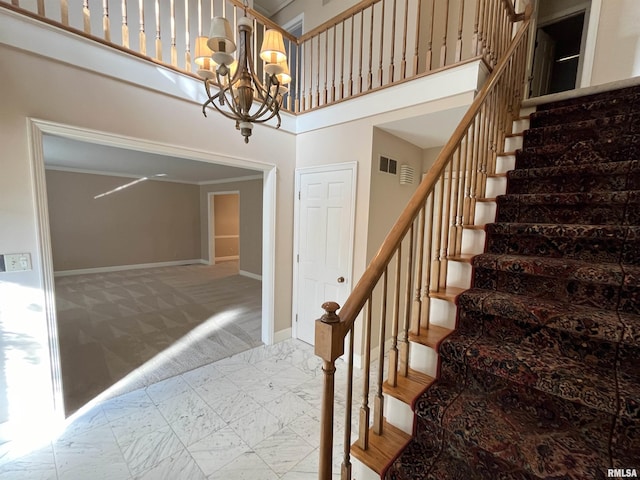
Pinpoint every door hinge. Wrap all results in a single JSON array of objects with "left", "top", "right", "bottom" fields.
[
  {"left": 298, "top": 191, "right": 301, "bottom": 200},
  {"left": 297, "top": 254, "right": 299, "bottom": 263},
  {"left": 295, "top": 314, "right": 298, "bottom": 322}
]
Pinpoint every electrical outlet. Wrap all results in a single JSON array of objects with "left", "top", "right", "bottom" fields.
[{"left": 3, "top": 253, "right": 32, "bottom": 272}]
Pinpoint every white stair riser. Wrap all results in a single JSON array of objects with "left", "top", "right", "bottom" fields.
[
  {"left": 445, "top": 260, "right": 472, "bottom": 290},
  {"left": 460, "top": 228, "right": 486, "bottom": 255},
  {"left": 485, "top": 176, "right": 508, "bottom": 198},
  {"left": 496, "top": 154, "right": 516, "bottom": 174},
  {"left": 474, "top": 201, "right": 497, "bottom": 225},
  {"left": 352, "top": 457, "right": 383, "bottom": 480},
  {"left": 383, "top": 394, "right": 414, "bottom": 434},
  {"left": 504, "top": 135, "right": 523, "bottom": 151},
  {"left": 409, "top": 342, "right": 439, "bottom": 377},
  {"left": 520, "top": 106, "right": 536, "bottom": 117},
  {"left": 429, "top": 298, "right": 457, "bottom": 330},
  {"left": 511, "top": 118, "right": 529, "bottom": 134}
]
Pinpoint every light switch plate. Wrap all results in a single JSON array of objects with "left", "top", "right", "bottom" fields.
[{"left": 4, "top": 253, "right": 32, "bottom": 272}]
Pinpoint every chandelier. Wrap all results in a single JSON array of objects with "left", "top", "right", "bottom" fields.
[{"left": 195, "top": 3, "right": 290, "bottom": 143}]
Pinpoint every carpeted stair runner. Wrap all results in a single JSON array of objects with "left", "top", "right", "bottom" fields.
[{"left": 386, "top": 85, "right": 640, "bottom": 479}]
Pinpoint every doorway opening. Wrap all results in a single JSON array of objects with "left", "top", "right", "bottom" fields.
[
  {"left": 29, "top": 119, "right": 277, "bottom": 418},
  {"left": 530, "top": 8, "right": 588, "bottom": 97},
  {"left": 208, "top": 192, "right": 241, "bottom": 265}
]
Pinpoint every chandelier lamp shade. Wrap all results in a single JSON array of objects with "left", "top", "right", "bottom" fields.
[{"left": 199, "top": 5, "right": 290, "bottom": 143}]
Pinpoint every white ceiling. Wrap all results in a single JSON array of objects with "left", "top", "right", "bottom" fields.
[
  {"left": 376, "top": 105, "right": 469, "bottom": 150},
  {"left": 252, "top": 0, "right": 295, "bottom": 18},
  {"left": 43, "top": 135, "right": 260, "bottom": 185}
]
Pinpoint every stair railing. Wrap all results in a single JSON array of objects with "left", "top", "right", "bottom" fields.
[
  {"left": 295, "top": 0, "right": 523, "bottom": 112},
  {"left": 314, "top": 6, "right": 532, "bottom": 480},
  {"left": 2, "top": 0, "right": 522, "bottom": 114}
]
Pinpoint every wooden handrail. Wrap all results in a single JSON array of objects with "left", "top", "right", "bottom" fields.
[
  {"left": 331, "top": 11, "right": 531, "bottom": 336},
  {"left": 227, "top": 0, "right": 298, "bottom": 43},
  {"left": 315, "top": 7, "right": 532, "bottom": 477}
]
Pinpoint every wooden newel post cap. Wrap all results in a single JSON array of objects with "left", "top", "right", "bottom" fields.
[{"left": 320, "top": 302, "right": 340, "bottom": 323}]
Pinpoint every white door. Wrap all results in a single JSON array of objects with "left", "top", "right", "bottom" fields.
[
  {"left": 530, "top": 28, "right": 556, "bottom": 97},
  {"left": 294, "top": 165, "right": 356, "bottom": 345}
]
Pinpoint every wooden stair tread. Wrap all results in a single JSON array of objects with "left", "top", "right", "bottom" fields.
[
  {"left": 497, "top": 150, "right": 517, "bottom": 156},
  {"left": 383, "top": 368, "right": 435, "bottom": 406},
  {"left": 487, "top": 172, "right": 508, "bottom": 178},
  {"left": 447, "top": 253, "right": 475, "bottom": 263},
  {"left": 462, "top": 224, "right": 486, "bottom": 231},
  {"left": 505, "top": 132, "right": 523, "bottom": 138},
  {"left": 429, "top": 286, "right": 465, "bottom": 301},
  {"left": 409, "top": 324, "right": 454, "bottom": 349},
  {"left": 351, "top": 420, "right": 412, "bottom": 475},
  {"left": 477, "top": 197, "right": 497, "bottom": 202}
]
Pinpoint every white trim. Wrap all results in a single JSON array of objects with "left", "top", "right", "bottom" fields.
[
  {"left": 273, "top": 328, "right": 292, "bottom": 344},
  {"left": 240, "top": 270, "right": 262, "bottom": 281},
  {"left": 281, "top": 13, "right": 304, "bottom": 35},
  {"left": 44, "top": 165, "right": 198, "bottom": 185},
  {"left": 531, "top": 0, "right": 600, "bottom": 93},
  {"left": 27, "top": 119, "right": 278, "bottom": 415},
  {"left": 215, "top": 255, "right": 240, "bottom": 262},
  {"left": 27, "top": 119, "right": 66, "bottom": 424},
  {"left": 53, "top": 259, "right": 205, "bottom": 277},
  {"left": 522, "top": 76, "right": 640, "bottom": 108},
  {"left": 45, "top": 165, "right": 262, "bottom": 186},
  {"left": 582, "top": 0, "right": 601, "bottom": 87},
  {"left": 262, "top": 167, "right": 277, "bottom": 345},
  {"left": 537, "top": 1, "right": 590, "bottom": 91},
  {"left": 292, "top": 161, "right": 358, "bottom": 344},
  {"left": 198, "top": 174, "right": 263, "bottom": 186}
]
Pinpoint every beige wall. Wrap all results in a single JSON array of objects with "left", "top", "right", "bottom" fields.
[
  {"left": 367, "top": 129, "right": 423, "bottom": 262},
  {"left": 0, "top": 39, "right": 294, "bottom": 434},
  {"left": 200, "top": 179, "right": 263, "bottom": 275},
  {"left": 46, "top": 170, "right": 201, "bottom": 271},
  {"left": 590, "top": 0, "right": 640, "bottom": 85}
]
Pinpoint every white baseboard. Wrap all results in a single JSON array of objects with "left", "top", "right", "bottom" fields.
[
  {"left": 214, "top": 255, "right": 240, "bottom": 262},
  {"left": 274, "top": 328, "right": 292, "bottom": 344},
  {"left": 54, "top": 259, "right": 204, "bottom": 277},
  {"left": 239, "top": 270, "right": 262, "bottom": 281}
]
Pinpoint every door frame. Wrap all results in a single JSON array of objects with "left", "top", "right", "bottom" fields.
[
  {"left": 291, "top": 162, "right": 358, "bottom": 342},
  {"left": 28, "top": 118, "right": 278, "bottom": 418},
  {"left": 207, "top": 191, "right": 240, "bottom": 265},
  {"left": 525, "top": 0, "right": 601, "bottom": 98}
]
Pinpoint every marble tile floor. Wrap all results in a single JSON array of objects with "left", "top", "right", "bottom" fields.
[{"left": 0, "top": 338, "right": 366, "bottom": 479}]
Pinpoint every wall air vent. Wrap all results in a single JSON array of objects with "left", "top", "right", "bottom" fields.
[
  {"left": 379, "top": 155, "right": 397, "bottom": 175},
  {"left": 399, "top": 164, "right": 415, "bottom": 185}
]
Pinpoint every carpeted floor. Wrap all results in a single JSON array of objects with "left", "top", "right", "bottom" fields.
[
  {"left": 387, "top": 85, "right": 640, "bottom": 478},
  {"left": 55, "top": 261, "right": 262, "bottom": 415}
]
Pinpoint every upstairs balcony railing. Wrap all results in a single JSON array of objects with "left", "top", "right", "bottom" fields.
[{"left": 1, "top": 0, "right": 523, "bottom": 114}]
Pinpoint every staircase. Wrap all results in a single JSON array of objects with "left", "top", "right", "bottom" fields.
[{"left": 385, "top": 85, "right": 640, "bottom": 479}]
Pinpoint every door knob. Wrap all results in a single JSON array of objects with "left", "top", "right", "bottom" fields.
[{"left": 337, "top": 276, "right": 345, "bottom": 283}]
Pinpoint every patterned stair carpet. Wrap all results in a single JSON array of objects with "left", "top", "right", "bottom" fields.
[{"left": 386, "top": 85, "right": 640, "bottom": 479}]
